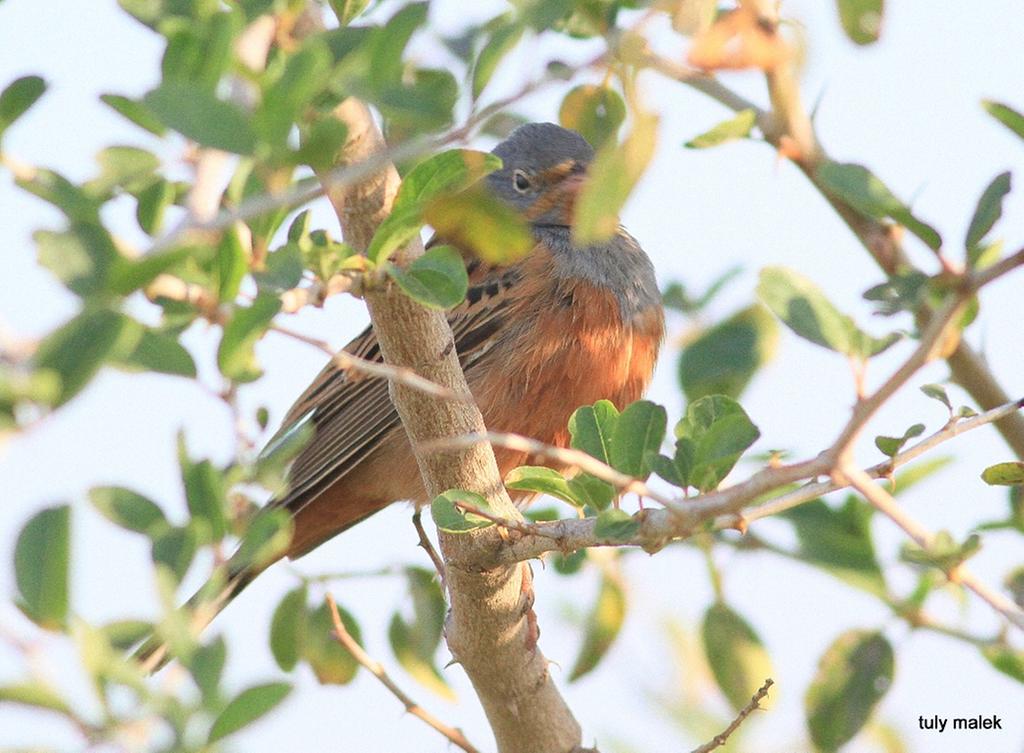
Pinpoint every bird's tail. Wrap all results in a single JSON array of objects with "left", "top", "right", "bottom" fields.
[{"left": 132, "top": 557, "right": 265, "bottom": 674}]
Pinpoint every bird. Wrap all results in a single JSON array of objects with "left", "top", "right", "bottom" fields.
[{"left": 137, "top": 122, "right": 664, "bottom": 671}]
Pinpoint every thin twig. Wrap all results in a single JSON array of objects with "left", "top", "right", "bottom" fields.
[
  {"left": 325, "top": 595, "right": 482, "bottom": 753},
  {"left": 837, "top": 462, "right": 1024, "bottom": 632},
  {"left": 268, "top": 323, "right": 470, "bottom": 402},
  {"left": 412, "top": 509, "right": 447, "bottom": 588},
  {"left": 690, "top": 678, "right": 774, "bottom": 753}
]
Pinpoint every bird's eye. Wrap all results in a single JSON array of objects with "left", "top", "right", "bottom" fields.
[{"left": 512, "top": 170, "right": 532, "bottom": 193}]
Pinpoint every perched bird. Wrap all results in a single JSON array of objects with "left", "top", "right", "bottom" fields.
[{"left": 138, "top": 122, "right": 663, "bottom": 670}]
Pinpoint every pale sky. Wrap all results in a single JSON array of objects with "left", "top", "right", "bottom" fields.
[{"left": 1, "top": 2, "right": 1022, "bottom": 752}]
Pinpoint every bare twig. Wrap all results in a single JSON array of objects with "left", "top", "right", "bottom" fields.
[
  {"left": 690, "top": 678, "right": 774, "bottom": 753},
  {"left": 268, "top": 323, "right": 470, "bottom": 402},
  {"left": 325, "top": 595, "right": 482, "bottom": 753},
  {"left": 411, "top": 509, "right": 447, "bottom": 586},
  {"left": 837, "top": 462, "right": 1024, "bottom": 633}
]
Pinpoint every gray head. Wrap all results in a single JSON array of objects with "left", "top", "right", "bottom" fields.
[{"left": 487, "top": 123, "right": 594, "bottom": 227}]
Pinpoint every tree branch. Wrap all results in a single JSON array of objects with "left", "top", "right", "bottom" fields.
[
  {"left": 689, "top": 678, "right": 773, "bottom": 753},
  {"left": 319, "top": 99, "right": 582, "bottom": 753}
]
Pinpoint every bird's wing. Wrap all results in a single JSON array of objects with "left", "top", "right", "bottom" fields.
[{"left": 268, "top": 253, "right": 529, "bottom": 513}]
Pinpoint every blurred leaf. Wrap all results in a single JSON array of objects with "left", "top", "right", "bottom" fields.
[
  {"left": 965, "top": 172, "right": 1011, "bottom": 263},
  {"left": 34, "top": 308, "right": 135, "bottom": 406},
  {"left": 981, "top": 645, "right": 1024, "bottom": 684},
  {"left": 574, "top": 110, "right": 658, "bottom": 244},
  {"left": 806, "top": 630, "right": 894, "bottom": 752},
  {"left": 900, "top": 531, "right": 981, "bottom": 571},
  {"left": 15, "top": 505, "right": 70, "bottom": 630},
  {"left": 89, "top": 486, "right": 168, "bottom": 536},
  {"left": 217, "top": 293, "right": 282, "bottom": 382},
  {"left": 190, "top": 636, "right": 227, "bottom": 703},
  {"left": 0, "top": 681, "right": 71, "bottom": 714},
  {"left": 780, "top": 497, "right": 886, "bottom": 596},
  {"left": 684, "top": 109, "right": 757, "bottom": 148},
  {"left": 609, "top": 399, "right": 666, "bottom": 478},
  {"left": 144, "top": 83, "right": 256, "bottom": 154},
  {"left": 815, "top": 162, "right": 941, "bottom": 250},
  {"left": 568, "top": 473, "right": 616, "bottom": 511},
  {"left": 18, "top": 168, "right": 100, "bottom": 223},
  {"left": 101, "top": 619, "right": 153, "bottom": 651},
  {"left": 150, "top": 525, "right": 197, "bottom": 582},
  {"left": 254, "top": 242, "right": 304, "bottom": 292},
  {"left": 981, "top": 461, "right": 1024, "bottom": 486},
  {"left": 431, "top": 489, "right": 495, "bottom": 533},
  {"left": 35, "top": 223, "right": 118, "bottom": 298},
  {"left": 270, "top": 586, "right": 308, "bottom": 672},
  {"left": 0, "top": 75, "right": 46, "bottom": 139},
  {"left": 215, "top": 224, "right": 249, "bottom": 302},
  {"left": 208, "top": 682, "right": 291, "bottom": 742},
  {"left": 100, "top": 93, "right": 166, "bottom": 136},
  {"left": 759, "top": 266, "right": 899, "bottom": 359},
  {"left": 594, "top": 509, "right": 639, "bottom": 542},
  {"left": 568, "top": 399, "right": 620, "bottom": 465},
  {"left": 329, "top": 0, "right": 369, "bottom": 26},
  {"left": 919, "top": 383, "right": 951, "bottom": 412},
  {"left": 1007, "top": 566, "right": 1024, "bottom": 609},
  {"left": 473, "top": 21, "right": 524, "bottom": 99},
  {"left": 892, "top": 455, "right": 952, "bottom": 493},
  {"left": 836, "top": 0, "right": 883, "bottom": 45},
  {"left": 423, "top": 189, "right": 533, "bottom": 264},
  {"left": 679, "top": 304, "right": 778, "bottom": 401},
  {"left": 702, "top": 602, "right": 773, "bottom": 711},
  {"left": 85, "top": 145, "right": 160, "bottom": 197},
  {"left": 983, "top": 100, "right": 1024, "bottom": 140},
  {"left": 114, "top": 327, "right": 197, "bottom": 378},
  {"left": 135, "top": 178, "right": 176, "bottom": 235},
  {"left": 233, "top": 509, "right": 293, "bottom": 570},
  {"left": 295, "top": 117, "right": 349, "bottom": 170},
  {"left": 255, "top": 41, "right": 332, "bottom": 149},
  {"left": 386, "top": 245, "right": 468, "bottom": 309},
  {"left": 179, "top": 435, "right": 227, "bottom": 541},
  {"left": 389, "top": 568, "right": 452, "bottom": 699},
  {"left": 862, "top": 269, "right": 930, "bottom": 317},
  {"left": 553, "top": 549, "right": 587, "bottom": 575},
  {"left": 506, "top": 466, "right": 582, "bottom": 507},
  {"left": 569, "top": 572, "right": 625, "bottom": 680},
  {"left": 257, "top": 416, "right": 314, "bottom": 496},
  {"left": 302, "top": 602, "right": 361, "bottom": 685},
  {"left": 559, "top": 84, "right": 626, "bottom": 149},
  {"left": 874, "top": 423, "right": 924, "bottom": 458}
]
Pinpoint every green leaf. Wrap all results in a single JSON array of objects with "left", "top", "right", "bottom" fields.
[
  {"left": 805, "top": 630, "right": 894, "bottom": 752},
  {"left": 255, "top": 41, "right": 332, "bottom": 149},
  {"left": 900, "top": 531, "right": 981, "bottom": 571},
  {"left": 679, "top": 304, "right": 778, "bottom": 401},
  {"left": 684, "top": 109, "right": 758, "bottom": 149},
  {"left": 981, "top": 645, "right": 1024, "bottom": 684},
  {"left": 569, "top": 573, "right": 625, "bottom": 680},
  {"left": 702, "top": 602, "right": 773, "bottom": 711},
  {"left": 397, "top": 149, "right": 503, "bottom": 209},
  {"left": 505, "top": 466, "right": 582, "bottom": 507},
  {"left": 302, "top": 602, "right": 361, "bottom": 685},
  {"left": 874, "top": 423, "right": 925, "bottom": 458},
  {"left": 190, "top": 636, "right": 227, "bottom": 703},
  {"left": 135, "top": 178, "right": 176, "bottom": 235},
  {"left": 568, "top": 473, "right": 616, "bottom": 511},
  {"left": 208, "top": 682, "right": 291, "bottom": 742},
  {"left": 328, "top": 0, "right": 369, "bottom": 26},
  {"left": 574, "top": 111, "right": 657, "bottom": 244},
  {"left": 815, "top": 162, "right": 941, "bottom": 250},
  {"left": 385, "top": 245, "right": 468, "bottom": 309},
  {"left": 150, "top": 525, "right": 197, "bottom": 582},
  {"left": 0, "top": 75, "right": 47, "bottom": 139},
  {"left": 254, "top": 242, "right": 304, "bottom": 293},
  {"left": 180, "top": 449, "right": 227, "bottom": 541},
  {"left": 965, "top": 172, "right": 1012, "bottom": 261},
  {"left": 423, "top": 189, "right": 533, "bottom": 264},
  {"left": 101, "top": 619, "right": 153, "bottom": 651},
  {"left": 608, "top": 399, "right": 666, "bottom": 478},
  {"left": 758, "top": 266, "right": 899, "bottom": 359},
  {"left": 14, "top": 505, "right": 70, "bottom": 630},
  {"left": 983, "top": 100, "right": 1024, "bottom": 141},
  {"left": 86, "top": 145, "right": 160, "bottom": 197},
  {"left": 114, "top": 328, "right": 197, "bottom": 378},
  {"left": 18, "top": 169, "right": 100, "bottom": 223},
  {"left": 780, "top": 497, "right": 886, "bottom": 596},
  {"left": 388, "top": 568, "right": 452, "bottom": 699},
  {"left": 295, "top": 117, "right": 349, "bottom": 170},
  {"left": 144, "top": 82, "right": 257, "bottom": 154},
  {"left": 217, "top": 293, "right": 282, "bottom": 382},
  {"left": 270, "top": 586, "right": 308, "bottom": 672},
  {"left": 34, "top": 309, "right": 135, "bottom": 406},
  {"left": 89, "top": 486, "right": 168, "bottom": 536},
  {"left": 35, "top": 223, "right": 119, "bottom": 298},
  {"left": 672, "top": 395, "right": 760, "bottom": 492},
  {"left": 100, "top": 93, "right": 166, "bottom": 136},
  {"left": 559, "top": 84, "right": 626, "bottom": 149},
  {"left": 0, "top": 680, "right": 71, "bottom": 715},
  {"left": 836, "top": 0, "right": 884, "bottom": 45},
  {"left": 981, "top": 461, "right": 1024, "bottom": 486},
  {"left": 234, "top": 509, "right": 293, "bottom": 570},
  {"left": 919, "top": 383, "right": 952, "bottom": 412},
  {"left": 594, "top": 509, "right": 639, "bottom": 542},
  {"left": 430, "top": 489, "right": 495, "bottom": 533},
  {"left": 568, "top": 399, "right": 620, "bottom": 465},
  {"left": 473, "top": 22, "right": 525, "bottom": 99}
]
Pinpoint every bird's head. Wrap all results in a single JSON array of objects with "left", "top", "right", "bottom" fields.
[{"left": 487, "top": 122, "right": 594, "bottom": 227}]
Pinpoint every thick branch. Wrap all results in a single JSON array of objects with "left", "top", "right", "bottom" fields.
[{"left": 320, "top": 99, "right": 581, "bottom": 753}]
